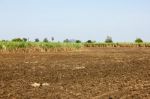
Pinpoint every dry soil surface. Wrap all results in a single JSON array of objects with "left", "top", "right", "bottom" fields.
[{"left": 0, "top": 48, "right": 150, "bottom": 99}]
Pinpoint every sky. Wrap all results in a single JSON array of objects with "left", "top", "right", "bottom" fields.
[{"left": 0, "top": 0, "right": 150, "bottom": 42}]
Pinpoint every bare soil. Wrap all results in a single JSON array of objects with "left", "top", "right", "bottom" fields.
[{"left": 0, "top": 48, "right": 150, "bottom": 99}]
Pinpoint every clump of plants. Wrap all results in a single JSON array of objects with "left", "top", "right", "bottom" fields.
[
  {"left": 86, "top": 40, "right": 96, "bottom": 43},
  {"left": 76, "top": 40, "right": 81, "bottom": 43},
  {"left": 12, "top": 38, "right": 24, "bottom": 42},
  {"left": 135, "top": 38, "right": 143, "bottom": 43},
  {"left": 105, "top": 36, "right": 113, "bottom": 43},
  {"left": 0, "top": 40, "right": 83, "bottom": 52},
  {"left": 43, "top": 38, "right": 49, "bottom": 42},
  {"left": 35, "top": 38, "right": 40, "bottom": 42}
]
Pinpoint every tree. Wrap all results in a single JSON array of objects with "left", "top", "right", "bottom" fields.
[
  {"left": 135, "top": 38, "right": 143, "bottom": 43},
  {"left": 1, "top": 40, "right": 6, "bottom": 42},
  {"left": 64, "top": 38, "right": 77, "bottom": 43},
  {"left": 12, "top": 38, "right": 23, "bottom": 42},
  {"left": 35, "top": 38, "right": 40, "bottom": 42},
  {"left": 105, "top": 36, "right": 113, "bottom": 43},
  {"left": 86, "top": 40, "right": 92, "bottom": 43},
  {"left": 51, "top": 37, "right": 54, "bottom": 41},
  {"left": 43, "top": 38, "right": 49, "bottom": 42},
  {"left": 22, "top": 38, "right": 27, "bottom": 42},
  {"left": 64, "top": 39, "right": 69, "bottom": 43},
  {"left": 76, "top": 40, "right": 81, "bottom": 43}
]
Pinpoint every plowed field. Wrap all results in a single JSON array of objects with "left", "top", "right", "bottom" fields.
[{"left": 0, "top": 48, "right": 150, "bottom": 99}]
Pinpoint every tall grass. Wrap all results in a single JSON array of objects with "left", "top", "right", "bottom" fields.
[
  {"left": 0, "top": 41, "right": 83, "bottom": 52},
  {"left": 0, "top": 41, "right": 150, "bottom": 53}
]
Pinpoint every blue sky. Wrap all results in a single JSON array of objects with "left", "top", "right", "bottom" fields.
[{"left": 0, "top": 0, "right": 150, "bottom": 42}]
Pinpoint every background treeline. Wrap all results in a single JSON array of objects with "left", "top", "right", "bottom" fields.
[
  {"left": 0, "top": 36, "right": 149, "bottom": 52},
  {"left": 0, "top": 36, "right": 145, "bottom": 43}
]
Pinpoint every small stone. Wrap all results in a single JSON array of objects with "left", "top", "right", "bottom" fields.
[
  {"left": 31, "top": 83, "right": 41, "bottom": 87},
  {"left": 42, "top": 83, "right": 49, "bottom": 86}
]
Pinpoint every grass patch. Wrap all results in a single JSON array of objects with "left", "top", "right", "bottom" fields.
[{"left": 0, "top": 41, "right": 83, "bottom": 52}]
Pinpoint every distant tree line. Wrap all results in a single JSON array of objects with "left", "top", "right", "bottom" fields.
[{"left": 0, "top": 36, "right": 144, "bottom": 43}]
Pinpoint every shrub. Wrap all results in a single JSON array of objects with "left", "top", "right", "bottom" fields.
[
  {"left": 135, "top": 38, "right": 143, "bottom": 43},
  {"left": 76, "top": 40, "right": 81, "bottom": 43},
  {"left": 43, "top": 38, "right": 49, "bottom": 42},
  {"left": 64, "top": 39, "right": 69, "bottom": 43},
  {"left": 51, "top": 37, "right": 54, "bottom": 41},
  {"left": 12, "top": 38, "right": 23, "bottom": 42},
  {"left": 105, "top": 36, "right": 113, "bottom": 43},
  {"left": 22, "top": 38, "right": 28, "bottom": 42},
  {"left": 1, "top": 40, "right": 6, "bottom": 42},
  {"left": 35, "top": 38, "right": 40, "bottom": 42},
  {"left": 86, "top": 40, "right": 93, "bottom": 43}
]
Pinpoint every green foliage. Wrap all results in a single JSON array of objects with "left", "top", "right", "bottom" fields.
[
  {"left": 0, "top": 41, "right": 83, "bottom": 51},
  {"left": 23, "top": 38, "right": 28, "bottom": 42},
  {"left": 105, "top": 36, "right": 113, "bottom": 43},
  {"left": 1, "top": 40, "right": 7, "bottom": 42},
  {"left": 35, "top": 38, "right": 40, "bottom": 42},
  {"left": 64, "top": 39, "right": 69, "bottom": 43},
  {"left": 43, "top": 38, "right": 49, "bottom": 42},
  {"left": 135, "top": 38, "right": 143, "bottom": 43},
  {"left": 86, "top": 40, "right": 93, "bottom": 43},
  {"left": 0, "top": 41, "right": 150, "bottom": 52},
  {"left": 0, "top": 42, "right": 30, "bottom": 50},
  {"left": 12, "top": 38, "right": 23, "bottom": 42},
  {"left": 76, "top": 40, "right": 81, "bottom": 43}
]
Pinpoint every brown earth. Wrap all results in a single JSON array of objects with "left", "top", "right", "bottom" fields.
[{"left": 0, "top": 48, "right": 150, "bottom": 99}]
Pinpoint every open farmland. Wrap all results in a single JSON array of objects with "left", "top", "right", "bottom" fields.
[{"left": 0, "top": 48, "right": 150, "bottom": 99}]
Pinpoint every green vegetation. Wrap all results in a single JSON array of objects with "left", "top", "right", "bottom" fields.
[
  {"left": 35, "top": 38, "right": 40, "bottom": 42},
  {"left": 12, "top": 38, "right": 24, "bottom": 42},
  {"left": 43, "top": 38, "right": 49, "bottom": 42},
  {"left": 86, "top": 40, "right": 93, "bottom": 43},
  {"left": 105, "top": 36, "right": 113, "bottom": 43},
  {"left": 76, "top": 40, "right": 81, "bottom": 43},
  {"left": 135, "top": 38, "right": 143, "bottom": 43},
  {"left": 23, "top": 38, "right": 28, "bottom": 42},
  {"left": 0, "top": 41, "right": 83, "bottom": 52},
  {"left": 0, "top": 37, "right": 150, "bottom": 52}
]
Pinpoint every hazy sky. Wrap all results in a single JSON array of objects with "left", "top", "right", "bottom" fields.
[{"left": 0, "top": 0, "right": 150, "bottom": 42}]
